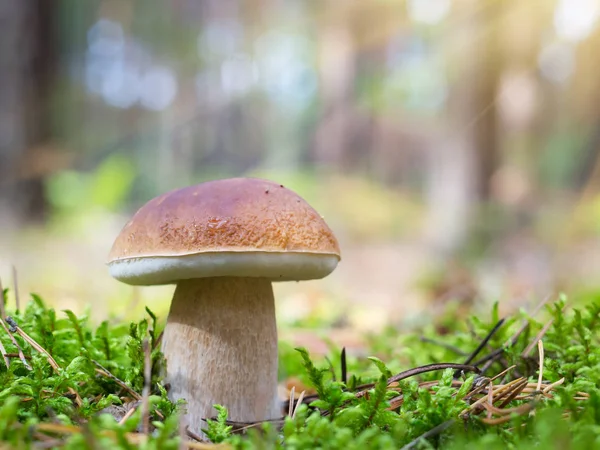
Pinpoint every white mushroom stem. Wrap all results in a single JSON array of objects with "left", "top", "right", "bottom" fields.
[{"left": 162, "top": 277, "right": 280, "bottom": 432}]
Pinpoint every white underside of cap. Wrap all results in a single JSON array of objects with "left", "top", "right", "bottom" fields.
[{"left": 108, "top": 251, "right": 340, "bottom": 285}]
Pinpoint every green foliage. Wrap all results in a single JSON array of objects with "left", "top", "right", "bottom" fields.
[
  {"left": 3, "top": 292, "right": 600, "bottom": 448},
  {"left": 296, "top": 347, "right": 355, "bottom": 419},
  {"left": 202, "top": 405, "right": 233, "bottom": 443},
  {"left": 46, "top": 153, "right": 137, "bottom": 224},
  {"left": 0, "top": 293, "right": 181, "bottom": 448}
]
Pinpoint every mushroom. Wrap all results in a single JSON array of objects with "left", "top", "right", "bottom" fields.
[{"left": 107, "top": 178, "right": 340, "bottom": 432}]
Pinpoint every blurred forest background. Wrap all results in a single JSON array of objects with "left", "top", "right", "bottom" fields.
[{"left": 2, "top": 0, "right": 600, "bottom": 338}]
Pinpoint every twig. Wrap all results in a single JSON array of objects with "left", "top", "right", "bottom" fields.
[
  {"left": 350, "top": 363, "right": 480, "bottom": 403},
  {"left": 284, "top": 362, "right": 481, "bottom": 413},
  {"left": 481, "top": 403, "right": 537, "bottom": 425},
  {"left": 496, "top": 378, "right": 529, "bottom": 409},
  {"left": 536, "top": 340, "right": 544, "bottom": 393},
  {"left": 0, "top": 317, "right": 31, "bottom": 370},
  {"left": 8, "top": 319, "right": 60, "bottom": 371},
  {"left": 341, "top": 347, "right": 347, "bottom": 384},
  {"left": 490, "top": 365, "right": 516, "bottom": 382},
  {"left": 387, "top": 363, "right": 481, "bottom": 386},
  {"left": 118, "top": 402, "right": 140, "bottom": 425},
  {"left": 292, "top": 391, "right": 306, "bottom": 419},
  {"left": 288, "top": 386, "right": 295, "bottom": 417},
  {"left": 475, "top": 295, "right": 554, "bottom": 374},
  {"left": 466, "top": 319, "right": 506, "bottom": 365},
  {"left": 522, "top": 303, "right": 565, "bottom": 357},
  {"left": 455, "top": 318, "right": 505, "bottom": 378},
  {"left": 463, "top": 377, "right": 528, "bottom": 415},
  {"left": 419, "top": 336, "right": 468, "bottom": 356},
  {"left": 186, "top": 426, "right": 207, "bottom": 443},
  {"left": 543, "top": 378, "right": 565, "bottom": 393},
  {"left": 6, "top": 317, "right": 83, "bottom": 406},
  {"left": 2, "top": 351, "right": 24, "bottom": 358},
  {"left": 141, "top": 338, "right": 152, "bottom": 434},
  {"left": 153, "top": 330, "right": 164, "bottom": 351},
  {"left": 400, "top": 419, "right": 455, "bottom": 450},
  {"left": 92, "top": 360, "right": 142, "bottom": 400},
  {"left": 0, "top": 334, "right": 9, "bottom": 369},
  {"left": 472, "top": 348, "right": 504, "bottom": 371},
  {"left": 486, "top": 380, "right": 494, "bottom": 419},
  {"left": 503, "top": 294, "right": 553, "bottom": 349},
  {"left": 481, "top": 402, "right": 536, "bottom": 423}
]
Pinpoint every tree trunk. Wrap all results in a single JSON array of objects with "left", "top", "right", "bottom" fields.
[
  {"left": 425, "top": 0, "right": 501, "bottom": 254},
  {"left": 0, "top": 0, "right": 55, "bottom": 227}
]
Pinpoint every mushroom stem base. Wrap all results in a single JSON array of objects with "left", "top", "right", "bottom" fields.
[{"left": 162, "top": 277, "right": 280, "bottom": 433}]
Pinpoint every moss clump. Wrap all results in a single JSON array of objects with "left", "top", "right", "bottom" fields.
[{"left": 1, "top": 290, "right": 600, "bottom": 449}]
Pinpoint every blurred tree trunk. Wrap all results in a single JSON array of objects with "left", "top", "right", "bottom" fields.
[
  {"left": 573, "top": 26, "right": 600, "bottom": 191},
  {"left": 311, "top": 22, "right": 355, "bottom": 169},
  {"left": 425, "top": 0, "right": 502, "bottom": 254},
  {"left": 0, "top": 0, "right": 55, "bottom": 227}
]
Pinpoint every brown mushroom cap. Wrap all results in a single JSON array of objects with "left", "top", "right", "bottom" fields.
[{"left": 108, "top": 178, "right": 341, "bottom": 285}]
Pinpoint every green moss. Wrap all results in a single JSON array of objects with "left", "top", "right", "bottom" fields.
[{"left": 1, "top": 289, "right": 600, "bottom": 448}]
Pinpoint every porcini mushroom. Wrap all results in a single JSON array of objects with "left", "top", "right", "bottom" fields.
[{"left": 107, "top": 178, "right": 340, "bottom": 432}]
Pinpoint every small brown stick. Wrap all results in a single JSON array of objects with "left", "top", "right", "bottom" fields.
[
  {"left": 463, "top": 377, "right": 527, "bottom": 415},
  {"left": 153, "top": 330, "right": 164, "bottom": 351},
  {"left": 490, "top": 365, "right": 516, "bottom": 382},
  {"left": 93, "top": 360, "right": 142, "bottom": 401},
  {"left": 522, "top": 304, "right": 565, "bottom": 357},
  {"left": 0, "top": 279, "right": 10, "bottom": 372},
  {"left": 389, "top": 379, "right": 469, "bottom": 411},
  {"left": 140, "top": 338, "right": 152, "bottom": 434},
  {"left": 12, "top": 266, "right": 20, "bottom": 312},
  {"left": 4, "top": 352, "right": 31, "bottom": 359},
  {"left": 496, "top": 378, "right": 529, "bottom": 409},
  {"left": 419, "top": 337, "right": 467, "bottom": 356},
  {"left": 472, "top": 296, "right": 552, "bottom": 373},
  {"left": 387, "top": 394, "right": 404, "bottom": 410},
  {"left": 502, "top": 294, "right": 554, "bottom": 350},
  {"left": 543, "top": 378, "right": 565, "bottom": 393},
  {"left": 7, "top": 318, "right": 83, "bottom": 406},
  {"left": 1, "top": 318, "right": 31, "bottom": 370},
  {"left": 216, "top": 417, "right": 285, "bottom": 435},
  {"left": 400, "top": 419, "right": 455, "bottom": 450},
  {"left": 482, "top": 401, "right": 538, "bottom": 416},
  {"left": 462, "top": 319, "right": 506, "bottom": 368},
  {"left": 186, "top": 427, "right": 206, "bottom": 443},
  {"left": 118, "top": 403, "right": 140, "bottom": 425},
  {"left": 354, "top": 363, "right": 481, "bottom": 400},
  {"left": 9, "top": 319, "right": 60, "bottom": 371},
  {"left": 292, "top": 391, "right": 306, "bottom": 419},
  {"left": 416, "top": 380, "right": 465, "bottom": 390},
  {"left": 312, "top": 363, "right": 483, "bottom": 412},
  {"left": 288, "top": 386, "right": 295, "bottom": 417},
  {"left": 463, "top": 377, "right": 492, "bottom": 401},
  {"left": 0, "top": 336, "right": 9, "bottom": 369},
  {"left": 481, "top": 403, "right": 536, "bottom": 425},
  {"left": 486, "top": 381, "right": 494, "bottom": 420},
  {"left": 536, "top": 340, "right": 544, "bottom": 393}
]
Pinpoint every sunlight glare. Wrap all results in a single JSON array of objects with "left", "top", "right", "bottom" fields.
[
  {"left": 554, "top": 0, "right": 600, "bottom": 42},
  {"left": 407, "top": 0, "right": 451, "bottom": 25}
]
